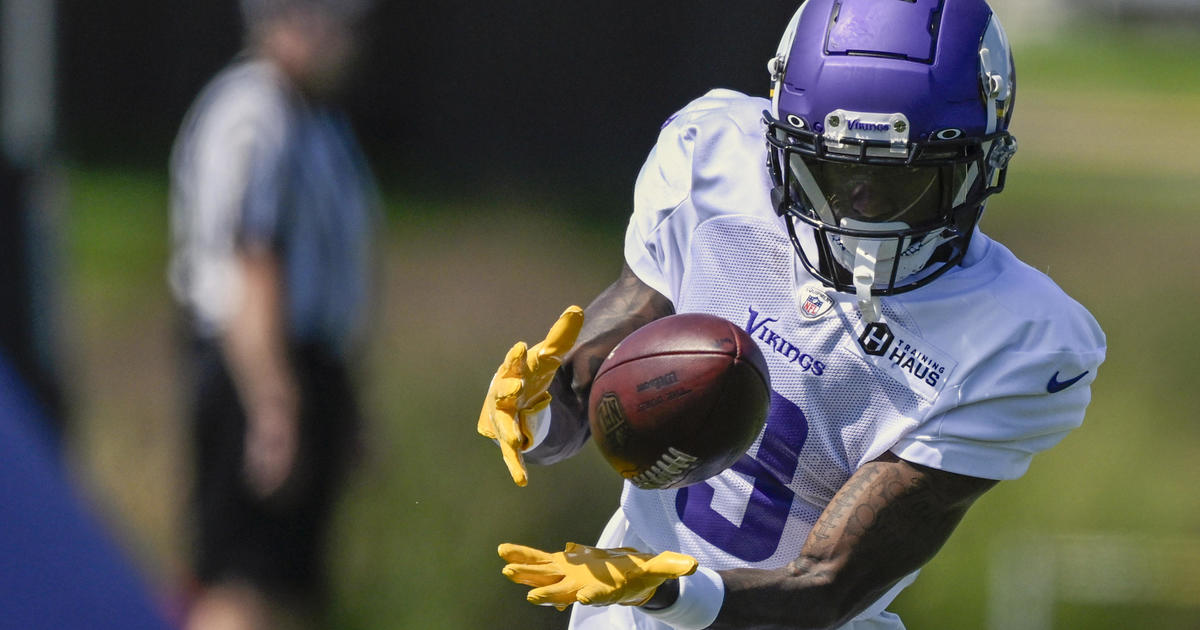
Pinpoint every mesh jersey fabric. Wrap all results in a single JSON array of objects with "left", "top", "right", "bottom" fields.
[{"left": 604, "top": 89, "right": 1104, "bottom": 619}]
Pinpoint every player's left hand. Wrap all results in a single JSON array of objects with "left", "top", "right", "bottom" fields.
[
  {"left": 477, "top": 306, "right": 584, "bottom": 486},
  {"left": 498, "top": 542, "right": 698, "bottom": 610}
]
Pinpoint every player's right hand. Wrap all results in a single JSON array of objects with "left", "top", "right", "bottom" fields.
[
  {"left": 478, "top": 305, "right": 584, "bottom": 486},
  {"left": 498, "top": 542, "right": 698, "bottom": 609}
]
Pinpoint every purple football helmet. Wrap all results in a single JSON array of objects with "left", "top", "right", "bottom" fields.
[{"left": 765, "top": 0, "right": 1018, "bottom": 319}]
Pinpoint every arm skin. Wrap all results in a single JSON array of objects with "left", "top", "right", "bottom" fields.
[
  {"left": 221, "top": 247, "right": 301, "bottom": 498},
  {"left": 525, "top": 262, "right": 674, "bottom": 465},
  {"left": 676, "top": 452, "right": 997, "bottom": 629},
  {"left": 527, "top": 265, "right": 999, "bottom": 628}
]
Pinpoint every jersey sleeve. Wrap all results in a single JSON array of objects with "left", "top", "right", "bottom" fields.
[
  {"left": 623, "top": 106, "right": 699, "bottom": 302},
  {"left": 169, "top": 65, "right": 293, "bottom": 333},
  {"left": 232, "top": 95, "right": 291, "bottom": 251},
  {"left": 624, "top": 89, "right": 766, "bottom": 302},
  {"left": 893, "top": 297, "right": 1107, "bottom": 481},
  {"left": 180, "top": 69, "right": 291, "bottom": 255}
]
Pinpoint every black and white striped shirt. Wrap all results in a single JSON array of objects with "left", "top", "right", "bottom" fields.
[{"left": 168, "top": 59, "right": 378, "bottom": 358}]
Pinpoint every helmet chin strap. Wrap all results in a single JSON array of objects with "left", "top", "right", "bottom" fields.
[
  {"left": 838, "top": 217, "right": 905, "bottom": 323},
  {"left": 848, "top": 231, "right": 892, "bottom": 323},
  {"left": 832, "top": 215, "right": 956, "bottom": 323}
]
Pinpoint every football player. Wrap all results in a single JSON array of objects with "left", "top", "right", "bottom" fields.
[{"left": 479, "top": 1, "right": 1106, "bottom": 628}]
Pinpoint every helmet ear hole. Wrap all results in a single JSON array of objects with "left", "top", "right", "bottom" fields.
[
  {"left": 986, "top": 74, "right": 1004, "bottom": 98},
  {"left": 767, "top": 55, "right": 786, "bottom": 82}
]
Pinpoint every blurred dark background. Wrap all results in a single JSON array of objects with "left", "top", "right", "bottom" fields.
[{"left": 61, "top": 1, "right": 799, "bottom": 207}]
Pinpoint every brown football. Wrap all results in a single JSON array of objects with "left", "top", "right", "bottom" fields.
[{"left": 587, "top": 312, "right": 770, "bottom": 489}]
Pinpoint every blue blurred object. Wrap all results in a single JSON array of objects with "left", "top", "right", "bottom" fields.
[{"left": 0, "top": 352, "right": 175, "bottom": 630}]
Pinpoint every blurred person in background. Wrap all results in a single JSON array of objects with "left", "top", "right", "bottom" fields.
[
  {"left": 478, "top": 0, "right": 1106, "bottom": 628},
  {"left": 167, "top": 1, "right": 378, "bottom": 628}
]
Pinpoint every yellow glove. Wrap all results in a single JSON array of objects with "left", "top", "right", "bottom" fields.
[
  {"left": 477, "top": 306, "right": 584, "bottom": 486},
  {"left": 498, "top": 542, "right": 698, "bottom": 610}
]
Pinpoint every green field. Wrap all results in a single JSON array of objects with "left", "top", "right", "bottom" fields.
[{"left": 62, "top": 24, "right": 1200, "bottom": 630}]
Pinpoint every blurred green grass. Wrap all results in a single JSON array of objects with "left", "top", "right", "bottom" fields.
[
  {"left": 1018, "top": 23, "right": 1200, "bottom": 98},
  {"left": 62, "top": 23, "right": 1199, "bottom": 630}
]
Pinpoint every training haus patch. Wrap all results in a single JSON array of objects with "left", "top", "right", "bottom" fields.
[{"left": 853, "top": 319, "right": 957, "bottom": 401}]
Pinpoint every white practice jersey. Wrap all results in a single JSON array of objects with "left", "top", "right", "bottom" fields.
[{"left": 590, "top": 89, "right": 1105, "bottom": 625}]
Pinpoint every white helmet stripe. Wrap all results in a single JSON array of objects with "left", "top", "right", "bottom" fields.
[
  {"left": 954, "top": 161, "right": 980, "bottom": 207},
  {"left": 770, "top": 4, "right": 810, "bottom": 113}
]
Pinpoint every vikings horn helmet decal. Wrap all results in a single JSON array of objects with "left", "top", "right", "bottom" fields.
[{"left": 765, "top": 0, "right": 1017, "bottom": 321}]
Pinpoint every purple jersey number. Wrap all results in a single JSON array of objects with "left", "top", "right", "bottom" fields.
[{"left": 675, "top": 391, "right": 808, "bottom": 561}]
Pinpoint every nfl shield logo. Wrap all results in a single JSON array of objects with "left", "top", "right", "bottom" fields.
[{"left": 799, "top": 286, "right": 833, "bottom": 319}]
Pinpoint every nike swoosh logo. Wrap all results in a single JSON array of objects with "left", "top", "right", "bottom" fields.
[{"left": 1047, "top": 370, "right": 1089, "bottom": 394}]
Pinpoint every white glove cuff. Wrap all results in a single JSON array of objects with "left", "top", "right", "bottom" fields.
[
  {"left": 641, "top": 566, "right": 724, "bottom": 630},
  {"left": 524, "top": 405, "right": 552, "bottom": 451}
]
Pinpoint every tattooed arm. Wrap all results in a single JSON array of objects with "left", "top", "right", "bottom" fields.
[
  {"left": 670, "top": 452, "right": 997, "bottom": 629},
  {"left": 526, "top": 263, "right": 674, "bottom": 465}
]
